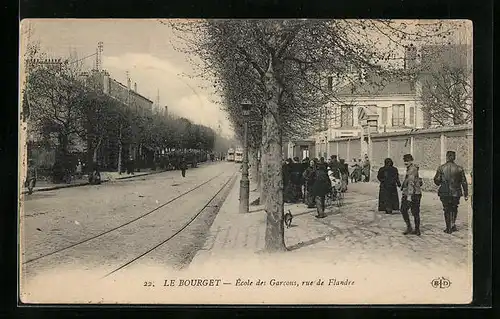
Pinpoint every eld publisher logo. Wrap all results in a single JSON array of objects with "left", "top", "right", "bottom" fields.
[{"left": 431, "top": 277, "right": 451, "bottom": 289}]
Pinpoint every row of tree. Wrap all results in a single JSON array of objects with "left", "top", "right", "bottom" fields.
[
  {"left": 23, "top": 54, "right": 218, "bottom": 176},
  {"left": 168, "top": 19, "right": 467, "bottom": 252}
]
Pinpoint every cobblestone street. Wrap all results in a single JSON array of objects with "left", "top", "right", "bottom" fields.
[{"left": 284, "top": 182, "right": 472, "bottom": 268}]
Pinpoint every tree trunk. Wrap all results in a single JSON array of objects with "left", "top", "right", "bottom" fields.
[
  {"left": 93, "top": 136, "right": 103, "bottom": 163},
  {"left": 259, "top": 134, "right": 268, "bottom": 204},
  {"left": 262, "top": 58, "right": 286, "bottom": 252}
]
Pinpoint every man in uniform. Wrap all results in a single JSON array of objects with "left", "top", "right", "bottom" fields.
[
  {"left": 433, "top": 151, "right": 469, "bottom": 233},
  {"left": 400, "top": 154, "right": 422, "bottom": 236},
  {"left": 180, "top": 156, "right": 187, "bottom": 177}
]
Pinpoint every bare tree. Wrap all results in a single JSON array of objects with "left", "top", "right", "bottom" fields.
[
  {"left": 165, "top": 19, "right": 452, "bottom": 252},
  {"left": 419, "top": 45, "right": 472, "bottom": 126}
]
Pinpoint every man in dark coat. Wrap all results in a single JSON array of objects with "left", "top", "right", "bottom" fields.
[
  {"left": 328, "top": 155, "right": 341, "bottom": 179},
  {"left": 377, "top": 158, "right": 401, "bottom": 214},
  {"left": 302, "top": 160, "right": 316, "bottom": 208},
  {"left": 180, "top": 156, "right": 188, "bottom": 177},
  {"left": 433, "top": 151, "right": 469, "bottom": 233},
  {"left": 290, "top": 157, "right": 304, "bottom": 202},
  {"left": 312, "top": 161, "right": 332, "bottom": 218},
  {"left": 400, "top": 154, "right": 422, "bottom": 236},
  {"left": 283, "top": 158, "right": 293, "bottom": 203},
  {"left": 362, "top": 154, "right": 371, "bottom": 182}
]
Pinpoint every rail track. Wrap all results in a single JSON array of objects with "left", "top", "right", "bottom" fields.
[
  {"left": 103, "top": 172, "right": 237, "bottom": 277},
  {"left": 22, "top": 170, "right": 234, "bottom": 265}
]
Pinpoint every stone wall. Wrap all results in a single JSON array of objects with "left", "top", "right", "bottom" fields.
[{"left": 328, "top": 125, "right": 472, "bottom": 192}]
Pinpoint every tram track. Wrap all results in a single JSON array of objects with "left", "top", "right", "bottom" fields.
[
  {"left": 22, "top": 170, "right": 229, "bottom": 265},
  {"left": 102, "top": 172, "right": 237, "bottom": 278}
]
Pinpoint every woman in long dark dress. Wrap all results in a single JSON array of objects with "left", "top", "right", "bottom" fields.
[{"left": 377, "top": 158, "right": 401, "bottom": 214}]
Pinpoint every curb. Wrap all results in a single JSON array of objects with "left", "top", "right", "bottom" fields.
[
  {"left": 21, "top": 169, "right": 164, "bottom": 194},
  {"left": 20, "top": 161, "right": 222, "bottom": 195}
]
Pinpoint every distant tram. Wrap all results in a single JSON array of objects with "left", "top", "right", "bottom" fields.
[
  {"left": 227, "top": 148, "right": 235, "bottom": 162},
  {"left": 234, "top": 148, "right": 243, "bottom": 163}
]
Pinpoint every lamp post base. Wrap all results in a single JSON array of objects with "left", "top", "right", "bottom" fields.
[{"left": 239, "top": 177, "right": 250, "bottom": 214}]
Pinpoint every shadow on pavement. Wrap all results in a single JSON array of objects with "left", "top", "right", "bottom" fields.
[{"left": 286, "top": 235, "right": 329, "bottom": 251}]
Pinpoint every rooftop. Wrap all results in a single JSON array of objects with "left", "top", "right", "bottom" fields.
[{"left": 337, "top": 73, "right": 416, "bottom": 97}]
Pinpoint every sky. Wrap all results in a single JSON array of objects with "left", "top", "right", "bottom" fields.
[{"left": 21, "top": 19, "right": 234, "bottom": 138}]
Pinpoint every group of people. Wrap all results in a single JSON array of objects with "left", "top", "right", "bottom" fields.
[
  {"left": 283, "top": 155, "right": 350, "bottom": 219},
  {"left": 350, "top": 156, "right": 371, "bottom": 183},
  {"left": 377, "top": 151, "right": 469, "bottom": 236}
]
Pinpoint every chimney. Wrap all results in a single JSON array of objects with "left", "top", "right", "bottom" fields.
[
  {"left": 127, "top": 78, "right": 131, "bottom": 90},
  {"left": 134, "top": 82, "right": 137, "bottom": 91},
  {"left": 404, "top": 44, "right": 417, "bottom": 70}
]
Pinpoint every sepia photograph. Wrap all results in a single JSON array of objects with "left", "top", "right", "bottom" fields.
[{"left": 18, "top": 19, "right": 473, "bottom": 305}]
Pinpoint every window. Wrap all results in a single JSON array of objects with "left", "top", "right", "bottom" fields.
[
  {"left": 409, "top": 106, "right": 415, "bottom": 125},
  {"left": 381, "top": 107, "right": 388, "bottom": 125},
  {"left": 341, "top": 105, "right": 354, "bottom": 127},
  {"left": 392, "top": 104, "right": 405, "bottom": 126},
  {"left": 327, "top": 76, "right": 333, "bottom": 91}
]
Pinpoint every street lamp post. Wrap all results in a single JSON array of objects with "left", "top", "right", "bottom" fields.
[{"left": 239, "top": 99, "right": 252, "bottom": 214}]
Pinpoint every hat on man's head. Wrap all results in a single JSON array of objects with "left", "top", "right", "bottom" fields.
[
  {"left": 331, "top": 155, "right": 337, "bottom": 159},
  {"left": 403, "top": 154, "right": 414, "bottom": 162},
  {"left": 446, "top": 151, "right": 456, "bottom": 157}
]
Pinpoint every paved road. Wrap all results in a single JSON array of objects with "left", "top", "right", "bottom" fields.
[{"left": 20, "top": 162, "right": 238, "bottom": 285}]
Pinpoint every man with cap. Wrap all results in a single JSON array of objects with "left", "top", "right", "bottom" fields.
[
  {"left": 400, "top": 154, "right": 422, "bottom": 236},
  {"left": 433, "top": 151, "right": 469, "bottom": 233}
]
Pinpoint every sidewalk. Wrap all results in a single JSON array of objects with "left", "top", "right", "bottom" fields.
[
  {"left": 21, "top": 168, "right": 161, "bottom": 194},
  {"left": 190, "top": 178, "right": 473, "bottom": 269}
]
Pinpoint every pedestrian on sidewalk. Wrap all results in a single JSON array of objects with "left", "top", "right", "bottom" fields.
[
  {"left": 377, "top": 158, "right": 401, "bottom": 215},
  {"left": 339, "top": 158, "right": 349, "bottom": 191},
  {"left": 283, "top": 158, "right": 293, "bottom": 203},
  {"left": 350, "top": 159, "right": 362, "bottom": 183},
  {"left": 400, "top": 154, "right": 422, "bottom": 236},
  {"left": 180, "top": 156, "right": 188, "bottom": 178},
  {"left": 302, "top": 160, "right": 317, "bottom": 208},
  {"left": 290, "top": 157, "right": 304, "bottom": 203},
  {"left": 313, "top": 159, "right": 332, "bottom": 219},
  {"left": 433, "top": 151, "right": 469, "bottom": 234},
  {"left": 362, "top": 154, "right": 371, "bottom": 182}
]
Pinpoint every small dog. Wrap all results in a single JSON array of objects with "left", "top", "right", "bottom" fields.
[{"left": 284, "top": 210, "right": 293, "bottom": 228}]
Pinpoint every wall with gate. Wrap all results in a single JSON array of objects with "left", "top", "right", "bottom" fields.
[{"left": 328, "top": 125, "right": 473, "bottom": 191}]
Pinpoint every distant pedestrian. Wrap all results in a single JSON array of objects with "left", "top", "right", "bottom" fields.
[
  {"left": 377, "top": 158, "right": 401, "bottom": 215},
  {"left": 26, "top": 159, "right": 37, "bottom": 195},
  {"left": 302, "top": 160, "right": 317, "bottom": 208},
  {"left": 180, "top": 157, "right": 188, "bottom": 177},
  {"left": 290, "top": 157, "right": 304, "bottom": 203},
  {"left": 350, "top": 159, "right": 362, "bottom": 183},
  {"left": 75, "top": 160, "right": 83, "bottom": 179},
  {"left": 339, "top": 158, "right": 349, "bottom": 190},
  {"left": 400, "top": 154, "right": 422, "bottom": 236},
  {"left": 362, "top": 154, "right": 371, "bottom": 182},
  {"left": 433, "top": 151, "right": 469, "bottom": 233},
  {"left": 312, "top": 161, "right": 332, "bottom": 218},
  {"left": 328, "top": 155, "right": 341, "bottom": 179}
]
